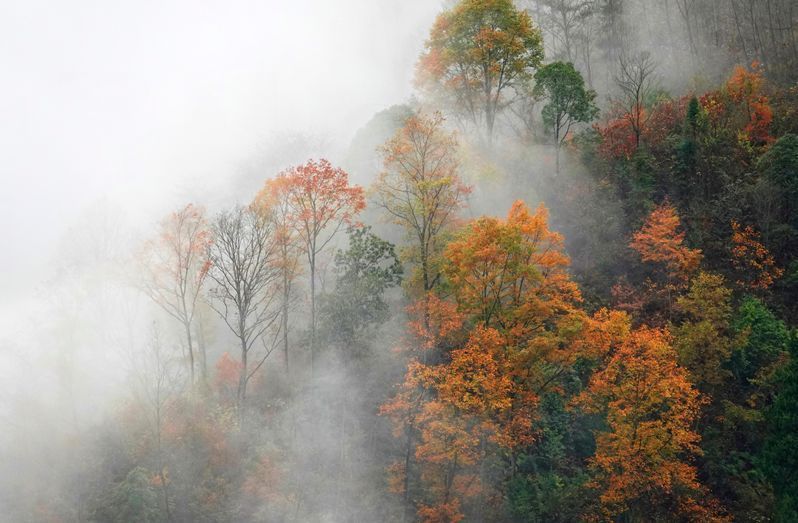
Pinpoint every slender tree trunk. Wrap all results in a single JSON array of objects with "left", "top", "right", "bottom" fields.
[
  {"left": 183, "top": 320, "right": 195, "bottom": 385},
  {"left": 310, "top": 256, "right": 316, "bottom": 380},
  {"left": 195, "top": 318, "right": 208, "bottom": 388},
  {"left": 402, "top": 427, "right": 414, "bottom": 523},
  {"left": 555, "top": 122, "right": 562, "bottom": 177},
  {"left": 282, "top": 269, "right": 290, "bottom": 375},
  {"left": 238, "top": 327, "right": 248, "bottom": 415}
]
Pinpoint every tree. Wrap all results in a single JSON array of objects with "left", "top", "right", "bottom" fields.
[
  {"left": 614, "top": 51, "right": 657, "bottom": 150},
  {"left": 442, "top": 200, "right": 582, "bottom": 346},
  {"left": 412, "top": 326, "right": 527, "bottom": 522},
  {"left": 207, "top": 206, "right": 281, "bottom": 411},
  {"left": 729, "top": 297, "right": 790, "bottom": 391},
  {"left": 730, "top": 220, "right": 783, "bottom": 291},
  {"left": 383, "top": 201, "right": 587, "bottom": 521},
  {"left": 723, "top": 63, "right": 773, "bottom": 146},
  {"left": 757, "top": 133, "right": 798, "bottom": 259},
  {"left": 532, "top": 0, "right": 595, "bottom": 64},
  {"left": 672, "top": 272, "right": 734, "bottom": 391},
  {"left": 574, "top": 319, "right": 726, "bottom": 521},
  {"left": 629, "top": 201, "right": 702, "bottom": 320},
  {"left": 271, "top": 159, "right": 365, "bottom": 378},
  {"left": 381, "top": 295, "right": 467, "bottom": 521},
  {"left": 131, "top": 325, "right": 183, "bottom": 522},
  {"left": 140, "top": 204, "right": 212, "bottom": 385},
  {"left": 252, "top": 177, "right": 303, "bottom": 375},
  {"left": 702, "top": 297, "right": 791, "bottom": 519},
  {"left": 319, "top": 226, "right": 403, "bottom": 354},
  {"left": 96, "top": 467, "right": 163, "bottom": 523},
  {"left": 417, "top": 0, "right": 544, "bottom": 143},
  {"left": 374, "top": 112, "right": 471, "bottom": 296},
  {"left": 533, "top": 61, "right": 598, "bottom": 175},
  {"left": 763, "top": 334, "right": 798, "bottom": 521}
]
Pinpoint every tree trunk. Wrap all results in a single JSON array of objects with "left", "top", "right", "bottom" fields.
[
  {"left": 402, "top": 428, "right": 414, "bottom": 523},
  {"left": 183, "top": 320, "right": 195, "bottom": 385},
  {"left": 282, "top": 270, "right": 290, "bottom": 375},
  {"left": 310, "top": 257, "right": 316, "bottom": 380},
  {"left": 238, "top": 332, "right": 248, "bottom": 414}
]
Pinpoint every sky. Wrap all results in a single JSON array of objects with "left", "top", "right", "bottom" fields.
[{"left": 0, "top": 0, "right": 442, "bottom": 332}]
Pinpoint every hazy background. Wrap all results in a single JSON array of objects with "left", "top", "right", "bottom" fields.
[{"left": 0, "top": 0, "right": 442, "bottom": 336}]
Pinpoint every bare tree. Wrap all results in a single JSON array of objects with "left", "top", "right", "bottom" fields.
[
  {"left": 140, "top": 204, "right": 211, "bottom": 385},
  {"left": 207, "top": 206, "right": 281, "bottom": 411},
  {"left": 614, "top": 51, "right": 657, "bottom": 150},
  {"left": 540, "top": 0, "right": 595, "bottom": 62}
]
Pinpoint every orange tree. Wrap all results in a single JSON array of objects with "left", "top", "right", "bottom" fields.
[
  {"left": 265, "top": 159, "right": 365, "bottom": 378},
  {"left": 383, "top": 200, "right": 588, "bottom": 521},
  {"left": 625, "top": 201, "right": 702, "bottom": 323},
  {"left": 574, "top": 312, "right": 728, "bottom": 522},
  {"left": 729, "top": 220, "right": 783, "bottom": 291},
  {"left": 252, "top": 177, "right": 303, "bottom": 376}
]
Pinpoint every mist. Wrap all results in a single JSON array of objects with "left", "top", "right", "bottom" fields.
[{"left": 2, "top": 0, "right": 797, "bottom": 521}]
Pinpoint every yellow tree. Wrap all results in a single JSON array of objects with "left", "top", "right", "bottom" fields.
[
  {"left": 374, "top": 111, "right": 471, "bottom": 297},
  {"left": 417, "top": 0, "right": 544, "bottom": 142},
  {"left": 672, "top": 272, "right": 735, "bottom": 391}
]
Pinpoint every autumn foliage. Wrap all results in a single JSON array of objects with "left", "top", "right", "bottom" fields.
[
  {"left": 730, "top": 220, "right": 783, "bottom": 290},
  {"left": 383, "top": 201, "right": 588, "bottom": 521},
  {"left": 375, "top": 111, "right": 470, "bottom": 294},
  {"left": 701, "top": 62, "right": 774, "bottom": 146},
  {"left": 574, "top": 315, "right": 726, "bottom": 521}
]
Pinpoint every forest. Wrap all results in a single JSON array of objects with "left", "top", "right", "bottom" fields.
[{"left": 2, "top": 0, "right": 798, "bottom": 521}]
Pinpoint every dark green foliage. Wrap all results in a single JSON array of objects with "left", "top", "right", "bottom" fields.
[
  {"left": 534, "top": 62, "right": 598, "bottom": 144},
  {"left": 696, "top": 298, "right": 790, "bottom": 520},
  {"left": 730, "top": 297, "right": 790, "bottom": 387},
  {"left": 319, "top": 226, "right": 402, "bottom": 353},
  {"left": 757, "top": 134, "right": 798, "bottom": 259},
  {"left": 763, "top": 334, "right": 798, "bottom": 521},
  {"left": 506, "top": 393, "right": 592, "bottom": 522}
]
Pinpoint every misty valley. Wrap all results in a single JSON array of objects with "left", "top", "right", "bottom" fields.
[{"left": 2, "top": 1, "right": 798, "bottom": 522}]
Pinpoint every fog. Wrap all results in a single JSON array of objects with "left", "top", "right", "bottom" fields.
[
  {"left": 0, "top": 0, "right": 439, "bottom": 328},
  {"left": 2, "top": 0, "right": 794, "bottom": 521},
  {"left": 0, "top": 3, "right": 440, "bottom": 518}
]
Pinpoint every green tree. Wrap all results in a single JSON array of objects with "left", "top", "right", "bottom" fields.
[
  {"left": 763, "top": 333, "right": 798, "bottom": 521},
  {"left": 700, "top": 298, "right": 790, "bottom": 519},
  {"left": 757, "top": 133, "right": 798, "bottom": 258},
  {"left": 417, "top": 0, "right": 544, "bottom": 143},
  {"left": 319, "top": 226, "right": 402, "bottom": 355},
  {"left": 533, "top": 61, "right": 598, "bottom": 175},
  {"left": 730, "top": 297, "right": 790, "bottom": 388}
]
